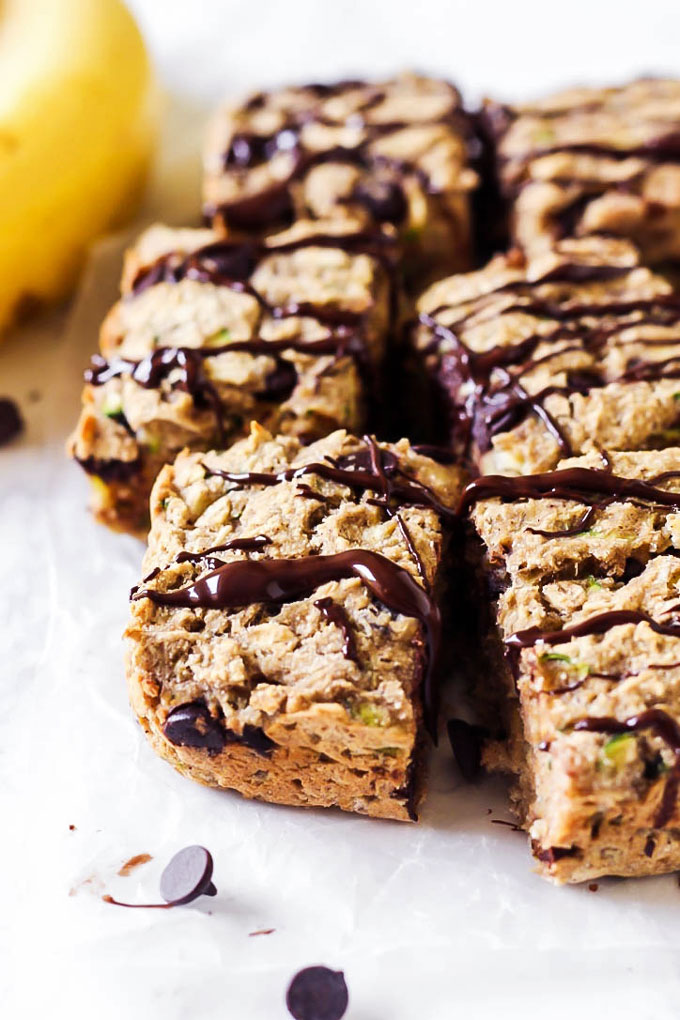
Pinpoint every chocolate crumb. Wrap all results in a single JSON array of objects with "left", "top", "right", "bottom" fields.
[
  {"left": 588, "top": 883, "right": 599, "bottom": 892},
  {"left": 68, "top": 824, "right": 76, "bottom": 832},
  {"left": 286, "top": 966, "right": 348, "bottom": 1020},
  {"left": 644, "top": 835, "right": 656, "bottom": 858},
  {"left": 118, "top": 853, "right": 153, "bottom": 877},
  {"left": 491, "top": 818, "right": 523, "bottom": 832},
  {"left": 248, "top": 928, "right": 275, "bottom": 937},
  {"left": 0, "top": 397, "right": 23, "bottom": 446}
]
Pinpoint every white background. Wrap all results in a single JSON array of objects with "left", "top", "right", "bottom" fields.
[{"left": 4, "top": 1, "right": 680, "bottom": 1017}]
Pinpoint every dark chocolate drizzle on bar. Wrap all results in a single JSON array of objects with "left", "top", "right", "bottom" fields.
[
  {"left": 203, "top": 434, "right": 456, "bottom": 589},
  {"left": 314, "top": 597, "right": 359, "bottom": 662},
  {"left": 485, "top": 89, "right": 680, "bottom": 244},
  {"left": 458, "top": 464, "right": 680, "bottom": 538},
  {"left": 419, "top": 258, "right": 680, "bottom": 462},
  {"left": 85, "top": 332, "right": 366, "bottom": 446},
  {"left": 208, "top": 78, "right": 467, "bottom": 232},
  {"left": 83, "top": 230, "right": 398, "bottom": 459},
  {"left": 129, "top": 232, "right": 396, "bottom": 304},
  {"left": 134, "top": 548, "right": 441, "bottom": 738},
  {"left": 506, "top": 609, "right": 680, "bottom": 650},
  {"left": 203, "top": 434, "right": 456, "bottom": 522}
]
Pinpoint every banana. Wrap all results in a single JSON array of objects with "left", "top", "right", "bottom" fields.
[{"left": 0, "top": 0, "right": 158, "bottom": 334}]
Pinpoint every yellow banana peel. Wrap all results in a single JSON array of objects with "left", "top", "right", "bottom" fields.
[{"left": 0, "top": 0, "right": 158, "bottom": 333}]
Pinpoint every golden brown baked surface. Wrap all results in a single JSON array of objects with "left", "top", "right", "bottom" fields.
[
  {"left": 467, "top": 447, "right": 680, "bottom": 881},
  {"left": 126, "top": 426, "right": 463, "bottom": 820},
  {"left": 203, "top": 73, "right": 478, "bottom": 286},
  {"left": 485, "top": 78, "right": 680, "bottom": 264},
  {"left": 413, "top": 236, "right": 680, "bottom": 475},
  {"left": 68, "top": 222, "right": 393, "bottom": 534}
]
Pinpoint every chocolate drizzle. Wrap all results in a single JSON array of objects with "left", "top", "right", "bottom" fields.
[
  {"left": 574, "top": 710, "right": 680, "bottom": 828},
  {"left": 83, "top": 227, "right": 403, "bottom": 451},
  {"left": 129, "top": 232, "right": 396, "bottom": 306},
  {"left": 204, "top": 434, "right": 455, "bottom": 589},
  {"left": 208, "top": 79, "right": 466, "bottom": 232},
  {"left": 458, "top": 465, "right": 680, "bottom": 537},
  {"left": 85, "top": 331, "right": 370, "bottom": 445},
  {"left": 506, "top": 609, "right": 680, "bottom": 650},
  {"left": 419, "top": 282, "right": 680, "bottom": 461},
  {"left": 204, "top": 435, "right": 456, "bottom": 522},
  {"left": 135, "top": 549, "right": 441, "bottom": 737},
  {"left": 314, "top": 597, "right": 358, "bottom": 662}
]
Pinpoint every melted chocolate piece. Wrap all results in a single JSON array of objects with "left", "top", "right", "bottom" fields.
[
  {"left": 103, "top": 845, "right": 217, "bottom": 910},
  {"left": 211, "top": 79, "right": 462, "bottom": 233},
  {"left": 163, "top": 702, "right": 226, "bottom": 753},
  {"left": 162, "top": 701, "right": 275, "bottom": 757},
  {"left": 531, "top": 842, "right": 578, "bottom": 865},
  {"left": 160, "top": 845, "right": 217, "bottom": 905},
  {"left": 286, "top": 966, "right": 349, "bottom": 1020},
  {"left": 205, "top": 436, "right": 455, "bottom": 521},
  {"left": 0, "top": 398, "right": 23, "bottom": 446},
  {"left": 458, "top": 466, "right": 680, "bottom": 532},
  {"left": 351, "top": 179, "right": 407, "bottom": 223},
  {"left": 506, "top": 609, "right": 680, "bottom": 650},
  {"left": 314, "top": 597, "right": 358, "bottom": 662},
  {"left": 74, "top": 454, "right": 141, "bottom": 484},
  {"left": 260, "top": 358, "right": 298, "bottom": 400},
  {"left": 136, "top": 549, "right": 441, "bottom": 738},
  {"left": 574, "top": 709, "right": 680, "bottom": 827}
]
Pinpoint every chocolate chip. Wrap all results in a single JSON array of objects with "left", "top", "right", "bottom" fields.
[
  {"left": 286, "top": 966, "right": 349, "bottom": 1020},
  {"left": 0, "top": 397, "right": 23, "bottom": 446},
  {"left": 103, "top": 844, "right": 217, "bottom": 909},
  {"left": 74, "top": 454, "right": 141, "bottom": 484},
  {"left": 621, "top": 556, "right": 645, "bottom": 583},
  {"left": 160, "top": 845, "right": 217, "bottom": 905},
  {"left": 258, "top": 358, "right": 298, "bottom": 400},
  {"left": 163, "top": 702, "right": 226, "bottom": 753},
  {"left": 230, "top": 724, "right": 276, "bottom": 757},
  {"left": 447, "top": 718, "right": 485, "bottom": 781},
  {"left": 353, "top": 179, "right": 407, "bottom": 223},
  {"left": 224, "top": 132, "right": 271, "bottom": 168},
  {"left": 188, "top": 241, "right": 260, "bottom": 283}
]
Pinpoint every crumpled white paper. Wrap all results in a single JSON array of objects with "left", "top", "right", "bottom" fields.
[{"left": 4, "top": 74, "right": 680, "bottom": 1020}]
